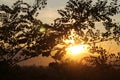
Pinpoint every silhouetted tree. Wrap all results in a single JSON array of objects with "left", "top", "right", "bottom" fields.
[
  {"left": 0, "top": 0, "right": 53, "bottom": 67},
  {"left": 51, "top": 0, "right": 120, "bottom": 67},
  {"left": 82, "top": 46, "right": 120, "bottom": 69}
]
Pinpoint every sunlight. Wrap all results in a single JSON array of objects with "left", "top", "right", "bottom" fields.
[
  {"left": 63, "top": 29, "right": 89, "bottom": 56},
  {"left": 52, "top": 29, "right": 90, "bottom": 61},
  {"left": 66, "top": 44, "right": 89, "bottom": 56}
]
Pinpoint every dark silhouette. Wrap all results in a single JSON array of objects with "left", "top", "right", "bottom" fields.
[
  {"left": 0, "top": 0, "right": 50, "bottom": 67},
  {"left": 0, "top": 63, "right": 120, "bottom": 80}
]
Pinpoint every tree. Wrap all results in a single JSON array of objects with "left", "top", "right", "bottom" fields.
[
  {"left": 0, "top": 0, "right": 52, "bottom": 66},
  {"left": 51, "top": 0, "right": 120, "bottom": 67}
]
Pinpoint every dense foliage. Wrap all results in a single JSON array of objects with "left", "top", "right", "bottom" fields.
[
  {"left": 0, "top": 0, "right": 51, "bottom": 66},
  {"left": 51, "top": 0, "right": 120, "bottom": 67},
  {"left": 0, "top": 0, "right": 120, "bottom": 70}
]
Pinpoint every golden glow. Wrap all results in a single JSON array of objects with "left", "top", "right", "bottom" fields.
[
  {"left": 66, "top": 44, "right": 88, "bottom": 55},
  {"left": 63, "top": 29, "right": 89, "bottom": 56},
  {"left": 59, "top": 29, "right": 89, "bottom": 61},
  {"left": 52, "top": 29, "right": 90, "bottom": 61}
]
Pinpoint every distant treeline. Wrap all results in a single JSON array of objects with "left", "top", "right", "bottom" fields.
[{"left": 0, "top": 62, "right": 120, "bottom": 80}]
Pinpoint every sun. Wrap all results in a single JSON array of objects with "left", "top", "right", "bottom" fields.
[
  {"left": 66, "top": 44, "right": 89, "bottom": 56},
  {"left": 62, "top": 29, "right": 89, "bottom": 57},
  {"left": 54, "top": 29, "right": 90, "bottom": 61}
]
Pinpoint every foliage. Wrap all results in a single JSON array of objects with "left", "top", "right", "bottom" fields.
[
  {"left": 0, "top": 0, "right": 47, "bottom": 20},
  {"left": 51, "top": 0, "right": 120, "bottom": 66},
  {"left": 0, "top": 0, "right": 57, "bottom": 66},
  {"left": 0, "top": 0, "right": 120, "bottom": 70},
  {"left": 54, "top": 0, "right": 120, "bottom": 40},
  {"left": 83, "top": 46, "right": 120, "bottom": 69}
]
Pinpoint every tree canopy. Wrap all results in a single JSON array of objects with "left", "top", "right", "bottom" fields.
[
  {"left": 0, "top": 0, "right": 120, "bottom": 69},
  {"left": 51, "top": 0, "right": 120, "bottom": 66},
  {"left": 0, "top": 0, "right": 50, "bottom": 66}
]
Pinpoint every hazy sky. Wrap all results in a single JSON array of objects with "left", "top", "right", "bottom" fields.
[{"left": 38, "top": 0, "right": 69, "bottom": 24}]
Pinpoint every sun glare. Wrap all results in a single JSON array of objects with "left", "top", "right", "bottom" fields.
[
  {"left": 57, "top": 29, "right": 90, "bottom": 61},
  {"left": 66, "top": 44, "right": 88, "bottom": 56}
]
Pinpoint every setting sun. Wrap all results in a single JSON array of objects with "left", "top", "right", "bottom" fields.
[
  {"left": 62, "top": 29, "right": 89, "bottom": 59},
  {"left": 66, "top": 44, "right": 89, "bottom": 56}
]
